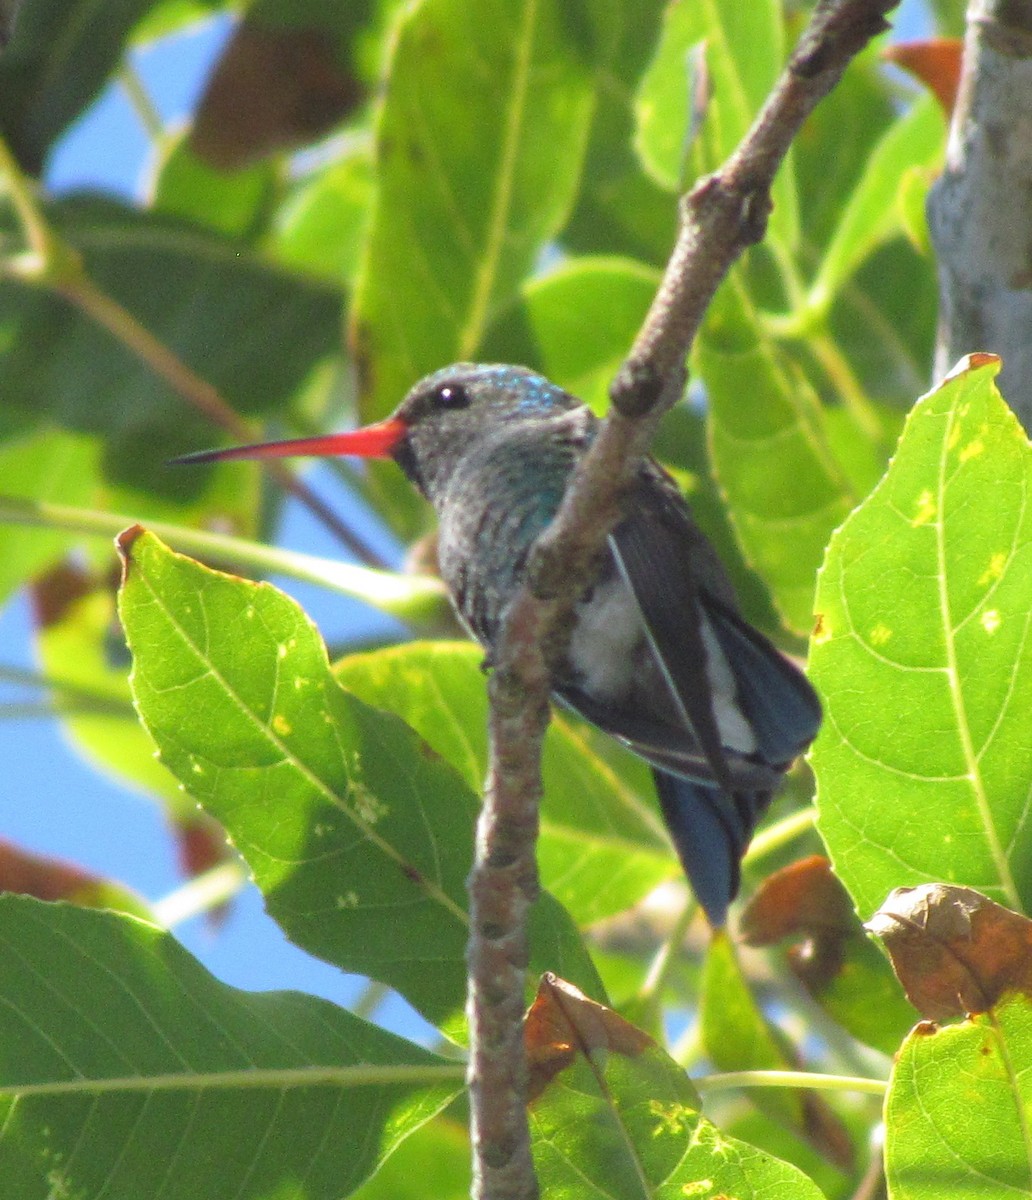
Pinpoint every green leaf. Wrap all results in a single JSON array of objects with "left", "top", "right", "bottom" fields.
[
  {"left": 273, "top": 146, "right": 375, "bottom": 284},
  {"left": 151, "top": 132, "right": 281, "bottom": 240},
  {"left": 701, "top": 932, "right": 846, "bottom": 1157},
  {"left": 0, "top": 429, "right": 99, "bottom": 605},
  {"left": 634, "top": 0, "right": 797, "bottom": 252},
  {"left": 812, "top": 357, "right": 1032, "bottom": 918},
  {"left": 36, "top": 582, "right": 191, "bottom": 816},
  {"left": 0, "top": 894, "right": 461, "bottom": 1200},
  {"left": 482, "top": 256, "right": 660, "bottom": 414},
  {"left": 0, "top": 0, "right": 157, "bottom": 173},
  {"left": 119, "top": 529, "right": 602, "bottom": 1038},
  {"left": 335, "top": 641, "right": 673, "bottom": 926},
  {"left": 528, "top": 982, "right": 825, "bottom": 1198},
  {"left": 0, "top": 197, "right": 343, "bottom": 497},
  {"left": 350, "top": 0, "right": 601, "bottom": 422},
  {"left": 561, "top": 0, "right": 674, "bottom": 265},
  {"left": 699, "top": 275, "right": 862, "bottom": 633},
  {"left": 885, "top": 993, "right": 1032, "bottom": 1199},
  {"left": 806, "top": 96, "right": 944, "bottom": 320}
]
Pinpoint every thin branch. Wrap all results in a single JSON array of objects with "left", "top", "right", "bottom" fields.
[
  {"left": 0, "top": 133, "right": 387, "bottom": 567},
  {"left": 694, "top": 1069, "right": 887, "bottom": 1096},
  {"left": 464, "top": 3, "right": 900, "bottom": 1198}
]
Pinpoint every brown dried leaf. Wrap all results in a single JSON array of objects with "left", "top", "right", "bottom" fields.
[
  {"left": 866, "top": 883, "right": 1032, "bottom": 1020},
  {"left": 740, "top": 855, "right": 855, "bottom": 990},
  {"left": 524, "top": 973, "right": 653, "bottom": 1101},
  {"left": 191, "top": 22, "right": 363, "bottom": 170},
  {"left": 883, "top": 39, "right": 964, "bottom": 115},
  {"left": 0, "top": 837, "right": 105, "bottom": 904}
]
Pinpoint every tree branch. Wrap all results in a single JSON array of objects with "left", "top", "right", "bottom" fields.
[
  {"left": 465, "top": 2, "right": 900, "bottom": 1198},
  {"left": 927, "top": 0, "right": 1032, "bottom": 432}
]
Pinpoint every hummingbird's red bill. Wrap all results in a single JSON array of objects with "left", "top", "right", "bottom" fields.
[{"left": 167, "top": 417, "right": 408, "bottom": 467}]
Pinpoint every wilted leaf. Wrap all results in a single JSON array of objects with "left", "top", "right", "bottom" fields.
[
  {"left": 868, "top": 883, "right": 1032, "bottom": 1021},
  {"left": 191, "top": 20, "right": 363, "bottom": 169},
  {"left": 883, "top": 39, "right": 964, "bottom": 114},
  {"left": 885, "top": 992, "right": 1032, "bottom": 1199},
  {"left": 0, "top": 894, "right": 460, "bottom": 1200},
  {"left": 812, "top": 356, "right": 1032, "bottom": 919},
  {"left": 0, "top": 839, "right": 147, "bottom": 916},
  {"left": 118, "top": 528, "right": 602, "bottom": 1038},
  {"left": 742, "top": 857, "right": 918, "bottom": 1056}
]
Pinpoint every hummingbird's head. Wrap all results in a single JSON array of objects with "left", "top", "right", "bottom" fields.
[
  {"left": 168, "top": 363, "right": 579, "bottom": 502},
  {"left": 390, "top": 364, "right": 577, "bottom": 497}
]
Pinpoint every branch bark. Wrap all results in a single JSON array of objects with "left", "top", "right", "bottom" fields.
[
  {"left": 465, "top": 3, "right": 901, "bottom": 1198},
  {"left": 927, "top": 0, "right": 1032, "bottom": 432}
]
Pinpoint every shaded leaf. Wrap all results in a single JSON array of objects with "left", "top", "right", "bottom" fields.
[
  {"left": 118, "top": 528, "right": 603, "bottom": 1039},
  {"left": 482, "top": 256, "right": 660, "bottom": 414},
  {"left": 527, "top": 971, "right": 827, "bottom": 1198},
  {"left": 350, "top": 1116, "right": 470, "bottom": 1200},
  {"left": 701, "top": 931, "right": 854, "bottom": 1170},
  {"left": 0, "top": 0, "right": 156, "bottom": 173},
  {"left": 811, "top": 356, "right": 1032, "bottom": 919},
  {"left": 151, "top": 132, "right": 280, "bottom": 239},
  {"left": 0, "top": 893, "right": 460, "bottom": 1200},
  {"left": 336, "top": 640, "right": 672, "bottom": 926},
  {"left": 806, "top": 95, "right": 944, "bottom": 319},
  {"left": 634, "top": 0, "right": 797, "bottom": 252},
  {"left": 868, "top": 883, "right": 1032, "bottom": 1021},
  {"left": 700, "top": 275, "right": 863, "bottom": 632},
  {"left": 0, "top": 197, "right": 343, "bottom": 497},
  {"left": 885, "top": 993, "right": 1032, "bottom": 1199}
]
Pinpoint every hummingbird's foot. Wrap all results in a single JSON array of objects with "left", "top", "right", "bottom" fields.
[{"left": 479, "top": 651, "right": 496, "bottom": 674}]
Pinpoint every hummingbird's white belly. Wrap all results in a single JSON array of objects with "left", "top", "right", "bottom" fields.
[
  {"left": 569, "top": 574, "right": 757, "bottom": 756},
  {"left": 568, "top": 575, "right": 644, "bottom": 700}
]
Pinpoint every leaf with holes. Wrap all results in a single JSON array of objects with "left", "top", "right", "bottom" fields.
[
  {"left": 0, "top": 894, "right": 459, "bottom": 1200},
  {"left": 118, "top": 528, "right": 603, "bottom": 1041},
  {"left": 811, "top": 356, "right": 1032, "bottom": 918}
]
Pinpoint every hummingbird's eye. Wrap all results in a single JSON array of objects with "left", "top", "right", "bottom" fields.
[{"left": 433, "top": 383, "right": 471, "bottom": 410}]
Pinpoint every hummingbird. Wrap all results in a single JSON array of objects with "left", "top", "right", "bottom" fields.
[{"left": 172, "top": 363, "right": 821, "bottom": 926}]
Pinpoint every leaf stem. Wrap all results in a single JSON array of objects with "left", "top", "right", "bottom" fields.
[
  {"left": 152, "top": 861, "right": 249, "bottom": 928},
  {"left": 0, "top": 494, "right": 447, "bottom": 621},
  {"left": 694, "top": 1068, "right": 886, "bottom": 1096},
  {"left": 0, "top": 132, "right": 387, "bottom": 567},
  {"left": 743, "top": 804, "right": 816, "bottom": 866},
  {"left": 118, "top": 57, "right": 165, "bottom": 142}
]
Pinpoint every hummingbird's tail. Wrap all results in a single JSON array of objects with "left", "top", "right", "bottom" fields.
[{"left": 651, "top": 768, "right": 772, "bottom": 927}]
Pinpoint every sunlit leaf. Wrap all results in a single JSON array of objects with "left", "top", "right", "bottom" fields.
[
  {"left": 350, "top": 0, "right": 601, "bottom": 422},
  {"left": 885, "top": 993, "right": 1032, "bottom": 1200},
  {"left": 0, "top": 894, "right": 460, "bottom": 1200},
  {"left": 812, "top": 357, "right": 1032, "bottom": 919},
  {"left": 0, "top": 429, "right": 98, "bottom": 605},
  {"left": 119, "top": 529, "right": 603, "bottom": 1039}
]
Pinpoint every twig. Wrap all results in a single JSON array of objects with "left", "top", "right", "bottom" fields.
[
  {"left": 0, "top": 134, "right": 387, "bottom": 567},
  {"left": 464, "top": 3, "right": 900, "bottom": 1198}
]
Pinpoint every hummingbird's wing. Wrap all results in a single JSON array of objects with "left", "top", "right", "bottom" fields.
[{"left": 607, "top": 466, "right": 821, "bottom": 777}]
